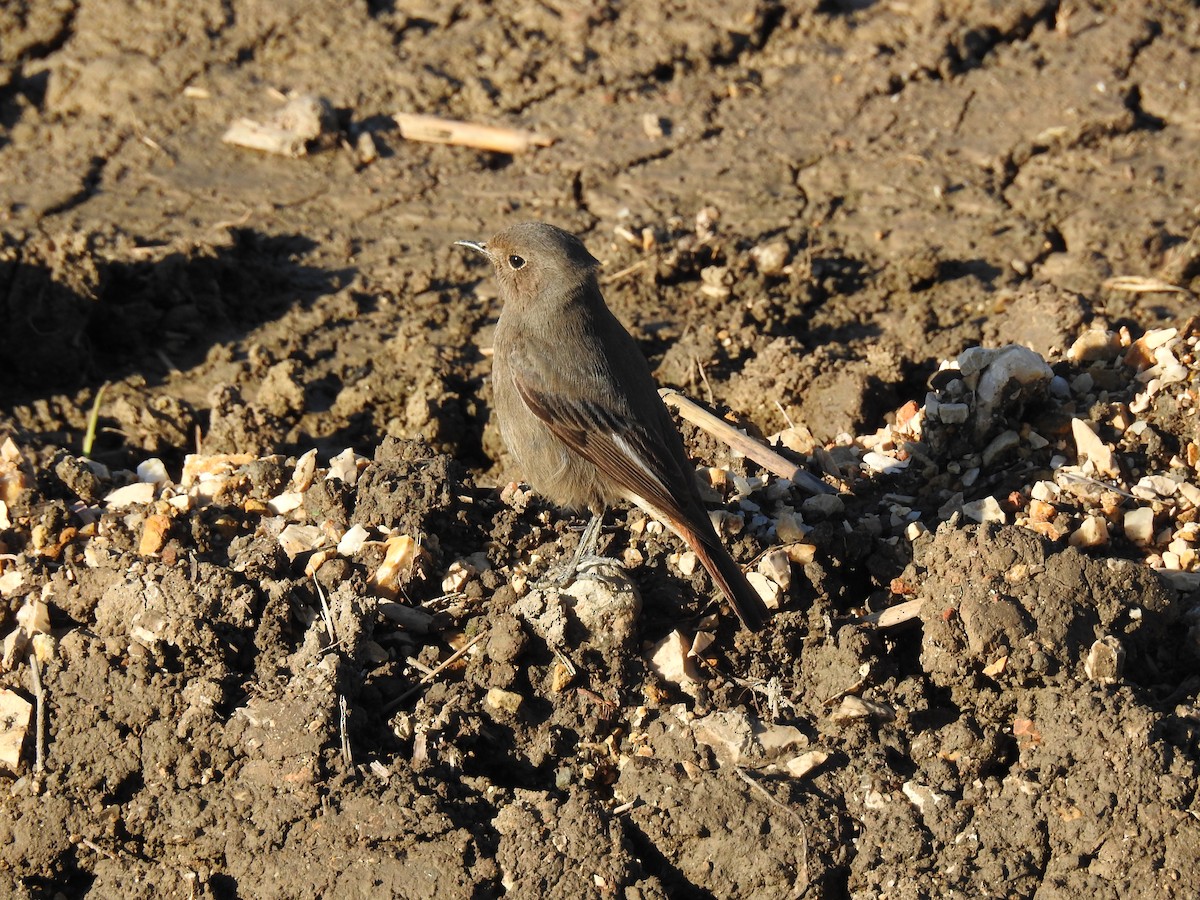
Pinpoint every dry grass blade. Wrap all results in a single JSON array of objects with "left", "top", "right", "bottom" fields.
[{"left": 1102, "top": 275, "right": 1191, "bottom": 295}]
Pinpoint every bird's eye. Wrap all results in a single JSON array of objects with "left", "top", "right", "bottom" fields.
[{"left": 507, "top": 255, "right": 526, "bottom": 270}]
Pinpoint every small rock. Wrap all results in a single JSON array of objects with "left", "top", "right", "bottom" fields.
[
  {"left": 775, "top": 511, "right": 808, "bottom": 543},
  {"left": 355, "top": 130, "right": 378, "bottom": 164},
  {"left": 973, "top": 346, "right": 1053, "bottom": 437},
  {"left": 981, "top": 430, "right": 1020, "bottom": 468},
  {"left": 377, "top": 601, "right": 434, "bottom": 634},
  {"left": 1068, "top": 515, "right": 1109, "bottom": 548},
  {"left": 104, "top": 482, "right": 156, "bottom": 508},
  {"left": 139, "top": 513, "right": 172, "bottom": 556},
  {"left": 862, "top": 451, "right": 909, "bottom": 474},
  {"left": 566, "top": 562, "right": 642, "bottom": 652},
  {"left": 370, "top": 534, "right": 427, "bottom": 598},
  {"left": 336, "top": 524, "right": 371, "bottom": 555},
  {"left": 290, "top": 449, "right": 319, "bottom": 492},
  {"left": 1125, "top": 327, "right": 1177, "bottom": 370},
  {"left": 1070, "top": 372, "right": 1095, "bottom": 395},
  {"left": 485, "top": 687, "right": 523, "bottom": 716},
  {"left": 674, "top": 551, "right": 698, "bottom": 576},
  {"left": 801, "top": 494, "right": 844, "bottom": 520},
  {"left": 266, "top": 491, "right": 304, "bottom": 516},
  {"left": 784, "top": 750, "right": 829, "bottom": 779},
  {"left": 746, "top": 571, "right": 783, "bottom": 610},
  {"left": 642, "top": 113, "right": 669, "bottom": 139},
  {"left": 277, "top": 524, "right": 327, "bottom": 560},
  {"left": 327, "top": 448, "right": 360, "bottom": 485},
  {"left": 1124, "top": 507, "right": 1156, "bottom": 546},
  {"left": 1067, "top": 329, "right": 1122, "bottom": 363},
  {"left": 756, "top": 723, "right": 809, "bottom": 758},
  {"left": 441, "top": 552, "right": 490, "bottom": 593},
  {"left": 830, "top": 696, "right": 895, "bottom": 725},
  {"left": 1031, "top": 480, "right": 1059, "bottom": 502},
  {"left": 963, "top": 496, "right": 1006, "bottom": 525},
  {"left": 1028, "top": 499, "right": 1057, "bottom": 523},
  {"left": 649, "top": 630, "right": 702, "bottom": 692},
  {"left": 693, "top": 709, "right": 757, "bottom": 765},
  {"left": 749, "top": 239, "right": 790, "bottom": 275},
  {"left": 902, "top": 780, "right": 947, "bottom": 814},
  {"left": 957, "top": 347, "right": 1000, "bottom": 378},
  {"left": 1071, "top": 419, "right": 1120, "bottom": 478},
  {"left": 937, "top": 403, "right": 971, "bottom": 424},
  {"left": 0, "top": 689, "right": 33, "bottom": 770},
  {"left": 758, "top": 548, "right": 792, "bottom": 590},
  {"left": 1134, "top": 475, "right": 1179, "bottom": 499},
  {"left": 136, "top": 458, "right": 170, "bottom": 485},
  {"left": 1083, "top": 636, "right": 1124, "bottom": 684},
  {"left": 786, "top": 543, "right": 817, "bottom": 565}
]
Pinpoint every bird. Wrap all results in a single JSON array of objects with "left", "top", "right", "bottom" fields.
[{"left": 457, "top": 222, "right": 769, "bottom": 632}]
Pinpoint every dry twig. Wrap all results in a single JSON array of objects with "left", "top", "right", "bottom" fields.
[
  {"left": 393, "top": 113, "right": 552, "bottom": 153},
  {"left": 659, "top": 389, "right": 834, "bottom": 495},
  {"left": 384, "top": 630, "right": 489, "bottom": 711}
]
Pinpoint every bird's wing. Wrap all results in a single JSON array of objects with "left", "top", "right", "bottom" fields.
[
  {"left": 515, "top": 373, "right": 769, "bottom": 632},
  {"left": 512, "top": 373, "right": 682, "bottom": 517}
]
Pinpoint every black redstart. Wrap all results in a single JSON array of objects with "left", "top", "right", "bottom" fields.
[{"left": 458, "top": 222, "right": 769, "bottom": 632}]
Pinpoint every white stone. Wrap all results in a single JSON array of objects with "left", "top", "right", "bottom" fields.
[
  {"left": 649, "top": 630, "right": 702, "bottom": 690},
  {"left": 746, "top": 571, "right": 783, "bottom": 610},
  {"left": 136, "top": 458, "right": 170, "bottom": 485},
  {"left": 1031, "top": 480, "right": 1059, "bottom": 502},
  {"left": 802, "top": 494, "right": 845, "bottom": 519},
  {"left": 957, "top": 346, "right": 1000, "bottom": 378},
  {"left": 758, "top": 548, "right": 792, "bottom": 591},
  {"left": 1071, "top": 419, "right": 1119, "bottom": 478},
  {"left": 862, "top": 451, "right": 909, "bottom": 474},
  {"left": 963, "top": 496, "right": 1006, "bottom": 525},
  {"left": 1068, "top": 515, "right": 1109, "bottom": 548},
  {"left": 103, "top": 481, "right": 156, "bottom": 508},
  {"left": 938, "top": 403, "right": 971, "bottom": 424},
  {"left": 982, "top": 430, "right": 1020, "bottom": 468},
  {"left": 974, "top": 346, "right": 1053, "bottom": 432},
  {"left": 1124, "top": 507, "right": 1156, "bottom": 546}
]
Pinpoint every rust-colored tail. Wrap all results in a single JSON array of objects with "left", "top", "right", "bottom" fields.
[{"left": 684, "top": 527, "right": 770, "bottom": 632}]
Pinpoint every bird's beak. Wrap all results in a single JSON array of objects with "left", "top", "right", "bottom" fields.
[{"left": 455, "top": 240, "right": 490, "bottom": 258}]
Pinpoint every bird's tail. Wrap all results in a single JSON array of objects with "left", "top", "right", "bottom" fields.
[{"left": 685, "top": 528, "right": 770, "bottom": 632}]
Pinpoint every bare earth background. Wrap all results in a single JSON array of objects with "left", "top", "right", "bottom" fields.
[{"left": 2, "top": 1, "right": 1199, "bottom": 898}]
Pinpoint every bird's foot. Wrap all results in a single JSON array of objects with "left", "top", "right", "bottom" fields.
[{"left": 536, "top": 553, "right": 626, "bottom": 591}]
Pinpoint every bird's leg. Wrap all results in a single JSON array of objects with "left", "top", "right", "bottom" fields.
[
  {"left": 540, "top": 508, "right": 615, "bottom": 588},
  {"left": 566, "top": 508, "right": 608, "bottom": 576}
]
